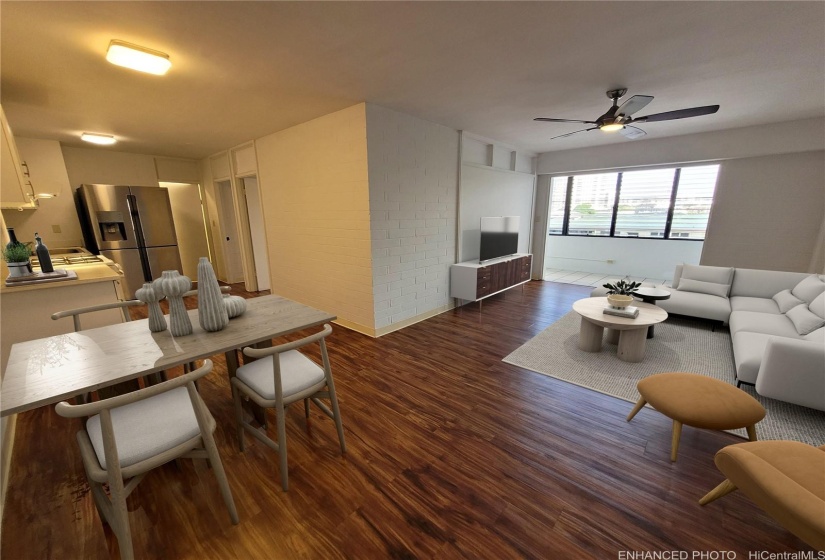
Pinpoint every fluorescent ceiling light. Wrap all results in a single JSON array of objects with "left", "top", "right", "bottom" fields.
[
  {"left": 600, "top": 123, "right": 624, "bottom": 132},
  {"left": 106, "top": 40, "right": 171, "bottom": 75},
  {"left": 81, "top": 133, "right": 117, "bottom": 145}
]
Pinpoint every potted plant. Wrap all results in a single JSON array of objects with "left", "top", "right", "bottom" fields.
[
  {"left": 603, "top": 279, "right": 641, "bottom": 309},
  {"left": 3, "top": 243, "right": 33, "bottom": 277}
]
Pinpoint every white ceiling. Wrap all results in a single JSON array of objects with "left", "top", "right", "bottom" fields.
[{"left": 2, "top": 2, "right": 823, "bottom": 159}]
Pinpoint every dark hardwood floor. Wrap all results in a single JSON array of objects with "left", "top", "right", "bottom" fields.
[{"left": 1, "top": 281, "right": 810, "bottom": 558}]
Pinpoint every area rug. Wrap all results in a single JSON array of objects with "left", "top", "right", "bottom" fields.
[{"left": 503, "top": 311, "right": 825, "bottom": 446}]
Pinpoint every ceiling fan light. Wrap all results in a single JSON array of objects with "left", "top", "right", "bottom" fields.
[
  {"left": 106, "top": 40, "right": 171, "bottom": 75},
  {"left": 600, "top": 123, "right": 624, "bottom": 132},
  {"left": 81, "top": 133, "right": 117, "bottom": 145}
]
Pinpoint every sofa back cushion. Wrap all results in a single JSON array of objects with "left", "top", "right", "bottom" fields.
[
  {"left": 677, "top": 278, "right": 731, "bottom": 298},
  {"left": 791, "top": 275, "right": 825, "bottom": 305},
  {"left": 772, "top": 289, "right": 805, "bottom": 313},
  {"left": 730, "top": 268, "right": 811, "bottom": 299},
  {"left": 809, "top": 292, "right": 825, "bottom": 320},
  {"left": 786, "top": 304, "right": 825, "bottom": 335},
  {"left": 682, "top": 264, "right": 734, "bottom": 286}
]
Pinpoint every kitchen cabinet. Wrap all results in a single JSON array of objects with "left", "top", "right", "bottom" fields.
[{"left": 0, "top": 106, "right": 36, "bottom": 210}]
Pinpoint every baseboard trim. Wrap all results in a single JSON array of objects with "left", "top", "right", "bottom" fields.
[
  {"left": 0, "top": 413, "right": 18, "bottom": 531},
  {"left": 332, "top": 318, "right": 376, "bottom": 338},
  {"left": 375, "top": 303, "right": 455, "bottom": 337}
]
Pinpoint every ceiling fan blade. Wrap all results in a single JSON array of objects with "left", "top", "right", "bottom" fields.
[
  {"left": 550, "top": 127, "right": 598, "bottom": 140},
  {"left": 534, "top": 117, "right": 598, "bottom": 125},
  {"left": 620, "top": 126, "right": 647, "bottom": 140},
  {"left": 633, "top": 105, "right": 720, "bottom": 123},
  {"left": 616, "top": 95, "right": 653, "bottom": 117}
]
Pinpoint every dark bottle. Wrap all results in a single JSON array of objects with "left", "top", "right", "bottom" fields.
[
  {"left": 6, "top": 227, "right": 22, "bottom": 249},
  {"left": 34, "top": 232, "right": 54, "bottom": 273}
]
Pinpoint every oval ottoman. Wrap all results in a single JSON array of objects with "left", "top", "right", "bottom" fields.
[{"left": 626, "top": 372, "right": 766, "bottom": 461}]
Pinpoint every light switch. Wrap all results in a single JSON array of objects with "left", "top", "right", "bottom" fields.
[{"left": 52, "top": 224, "right": 62, "bottom": 233}]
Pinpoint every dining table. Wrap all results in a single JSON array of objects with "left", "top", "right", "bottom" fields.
[{"left": 1, "top": 294, "right": 336, "bottom": 418}]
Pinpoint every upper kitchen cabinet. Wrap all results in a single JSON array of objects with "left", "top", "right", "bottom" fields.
[{"left": 0, "top": 106, "right": 36, "bottom": 210}]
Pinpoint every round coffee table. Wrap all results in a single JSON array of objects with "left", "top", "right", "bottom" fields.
[
  {"left": 633, "top": 287, "right": 671, "bottom": 339},
  {"left": 572, "top": 297, "right": 668, "bottom": 363}
]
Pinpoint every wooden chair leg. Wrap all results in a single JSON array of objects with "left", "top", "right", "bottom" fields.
[
  {"left": 109, "top": 477, "right": 135, "bottom": 560},
  {"left": 699, "top": 479, "right": 737, "bottom": 505},
  {"left": 671, "top": 420, "right": 682, "bottom": 462},
  {"left": 201, "top": 434, "right": 239, "bottom": 524},
  {"left": 231, "top": 384, "right": 246, "bottom": 452},
  {"left": 746, "top": 424, "right": 758, "bottom": 441},
  {"left": 626, "top": 397, "right": 646, "bottom": 422},
  {"left": 327, "top": 381, "right": 347, "bottom": 455},
  {"left": 276, "top": 402, "right": 289, "bottom": 492}
]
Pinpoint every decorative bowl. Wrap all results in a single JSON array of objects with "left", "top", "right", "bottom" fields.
[{"left": 607, "top": 294, "right": 634, "bottom": 309}]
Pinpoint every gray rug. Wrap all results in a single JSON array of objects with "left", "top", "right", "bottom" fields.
[{"left": 503, "top": 311, "right": 825, "bottom": 446}]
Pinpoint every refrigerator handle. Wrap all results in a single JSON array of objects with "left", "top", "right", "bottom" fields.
[{"left": 127, "top": 194, "right": 153, "bottom": 282}]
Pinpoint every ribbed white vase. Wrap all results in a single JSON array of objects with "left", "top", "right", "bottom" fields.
[
  {"left": 197, "top": 257, "right": 228, "bottom": 332},
  {"left": 135, "top": 282, "right": 167, "bottom": 333},
  {"left": 158, "top": 270, "right": 192, "bottom": 337},
  {"left": 224, "top": 295, "right": 247, "bottom": 318}
]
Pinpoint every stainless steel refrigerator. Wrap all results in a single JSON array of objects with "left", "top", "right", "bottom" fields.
[{"left": 77, "top": 184, "right": 183, "bottom": 299}]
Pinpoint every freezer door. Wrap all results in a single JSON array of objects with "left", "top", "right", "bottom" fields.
[
  {"left": 145, "top": 246, "right": 183, "bottom": 281},
  {"left": 130, "top": 186, "right": 179, "bottom": 248},
  {"left": 101, "top": 249, "right": 148, "bottom": 300},
  {"left": 79, "top": 184, "right": 139, "bottom": 250}
]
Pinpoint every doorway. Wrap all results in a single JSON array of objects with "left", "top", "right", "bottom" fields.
[
  {"left": 217, "top": 180, "right": 245, "bottom": 283},
  {"left": 239, "top": 176, "right": 271, "bottom": 291}
]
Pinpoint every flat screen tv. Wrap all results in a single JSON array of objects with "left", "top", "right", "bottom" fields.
[{"left": 479, "top": 216, "right": 519, "bottom": 263}]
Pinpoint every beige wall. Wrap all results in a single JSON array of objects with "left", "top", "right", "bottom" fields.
[
  {"left": 702, "top": 151, "right": 825, "bottom": 272},
  {"left": 61, "top": 146, "right": 160, "bottom": 187},
  {"left": 255, "top": 103, "right": 374, "bottom": 332}
]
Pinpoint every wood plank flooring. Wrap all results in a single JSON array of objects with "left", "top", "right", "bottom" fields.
[{"left": 1, "top": 281, "right": 811, "bottom": 558}]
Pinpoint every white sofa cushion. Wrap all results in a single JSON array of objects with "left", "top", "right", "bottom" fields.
[
  {"left": 732, "top": 332, "right": 773, "bottom": 384},
  {"left": 804, "top": 327, "right": 824, "bottom": 343},
  {"left": 791, "top": 274, "right": 825, "bottom": 304},
  {"left": 729, "top": 310, "right": 802, "bottom": 339},
  {"left": 730, "top": 268, "right": 811, "bottom": 299},
  {"left": 677, "top": 278, "right": 730, "bottom": 298},
  {"left": 772, "top": 289, "right": 805, "bottom": 313},
  {"left": 730, "top": 296, "right": 780, "bottom": 314},
  {"left": 786, "top": 304, "right": 825, "bottom": 335},
  {"left": 681, "top": 264, "right": 734, "bottom": 294},
  {"left": 809, "top": 292, "right": 825, "bottom": 320},
  {"left": 236, "top": 349, "right": 326, "bottom": 401},
  {"left": 656, "top": 290, "right": 731, "bottom": 322}
]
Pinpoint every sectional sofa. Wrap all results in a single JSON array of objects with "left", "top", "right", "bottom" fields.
[{"left": 591, "top": 264, "right": 825, "bottom": 411}]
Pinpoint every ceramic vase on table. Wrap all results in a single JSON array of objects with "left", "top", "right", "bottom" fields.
[
  {"left": 224, "top": 295, "right": 247, "bottom": 318},
  {"left": 197, "top": 257, "right": 229, "bottom": 332},
  {"left": 158, "top": 270, "right": 193, "bottom": 337},
  {"left": 135, "top": 282, "right": 167, "bottom": 333}
]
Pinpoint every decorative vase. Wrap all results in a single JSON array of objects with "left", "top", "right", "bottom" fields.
[
  {"left": 607, "top": 294, "right": 634, "bottom": 309},
  {"left": 158, "top": 270, "right": 193, "bottom": 337},
  {"left": 135, "top": 282, "right": 167, "bottom": 333},
  {"left": 197, "top": 257, "right": 229, "bottom": 332},
  {"left": 224, "top": 295, "right": 247, "bottom": 318}
]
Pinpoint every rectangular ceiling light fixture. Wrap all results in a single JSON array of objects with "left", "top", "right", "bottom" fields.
[
  {"left": 81, "top": 133, "right": 117, "bottom": 145},
  {"left": 106, "top": 40, "right": 171, "bottom": 75}
]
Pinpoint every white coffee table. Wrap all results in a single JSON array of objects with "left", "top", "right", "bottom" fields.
[{"left": 572, "top": 297, "right": 669, "bottom": 363}]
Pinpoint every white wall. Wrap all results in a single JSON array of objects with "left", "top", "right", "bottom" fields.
[
  {"left": 545, "top": 236, "right": 703, "bottom": 280},
  {"left": 61, "top": 146, "right": 160, "bottom": 187},
  {"left": 701, "top": 151, "right": 825, "bottom": 272},
  {"left": 365, "top": 104, "right": 459, "bottom": 332},
  {"left": 255, "top": 104, "right": 375, "bottom": 333}
]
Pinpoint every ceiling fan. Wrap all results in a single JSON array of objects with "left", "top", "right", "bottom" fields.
[{"left": 534, "top": 89, "right": 719, "bottom": 140}]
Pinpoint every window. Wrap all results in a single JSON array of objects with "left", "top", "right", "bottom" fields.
[{"left": 547, "top": 164, "right": 719, "bottom": 240}]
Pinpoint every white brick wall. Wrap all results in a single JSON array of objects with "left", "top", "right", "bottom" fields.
[{"left": 365, "top": 104, "right": 459, "bottom": 330}]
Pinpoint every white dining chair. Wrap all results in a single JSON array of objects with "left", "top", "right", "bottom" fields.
[
  {"left": 230, "top": 324, "right": 346, "bottom": 491},
  {"left": 54, "top": 359, "right": 239, "bottom": 560}
]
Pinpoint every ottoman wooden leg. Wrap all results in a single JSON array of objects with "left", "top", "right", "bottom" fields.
[
  {"left": 578, "top": 319, "right": 604, "bottom": 352},
  {"left": 626, "top": 397, "right": 647, "bottom": 422},
  {"left": 671, "top": 420, "right": 682, "bottom": 462},
  {"left": 746, "top": 424, "right": 758, "bottom": 441},
  {"left": 698, "top": 479, "right": 738, "bottom": 505}
]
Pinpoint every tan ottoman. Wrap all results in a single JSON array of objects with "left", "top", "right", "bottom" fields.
[{"left": 626, "top": 372, "right": 766, "bottom": 461}]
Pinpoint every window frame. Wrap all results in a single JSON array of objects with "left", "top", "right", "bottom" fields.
[{"left": 547, "top": 163, "right": 718, "bottom": 241}]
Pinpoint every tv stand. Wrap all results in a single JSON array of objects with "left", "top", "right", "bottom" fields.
[{"left": 450, "top": 254, "right": 532, "bottom": 307}]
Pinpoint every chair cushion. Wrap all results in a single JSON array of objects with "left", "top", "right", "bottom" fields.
[
  {"left": 637, "top": 372, "right": 765, "bottom": 430},
  {"left": 771, "top": 289, "right": 805, "bottom": 314},
  {"left": 236, "top": 350, "right": 326, "bottom": 401},
  {"left": 86, "top": 387, "right": 201, "bottom": 469},
  {"left": 730, "top": 296, "right": 780, "bottom": 314},
  {"left": 786, "top": 304, "right": 825, "bottom": 335},
  {"left": 791, "top": 275, "right": 825, "bottom": 305},
  {"left": 729, "top": 310, "right": 802, "bottom": 339},
  {"left": 677, "top": 278, "right": 730, "bottom": 299},
  {"left": 732, "top": 332, "right": 774, "bottom": 384}
]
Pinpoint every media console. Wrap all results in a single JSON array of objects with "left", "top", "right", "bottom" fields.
[{"left": 450, "top": 253, "right": 532, "bottom": 306}]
